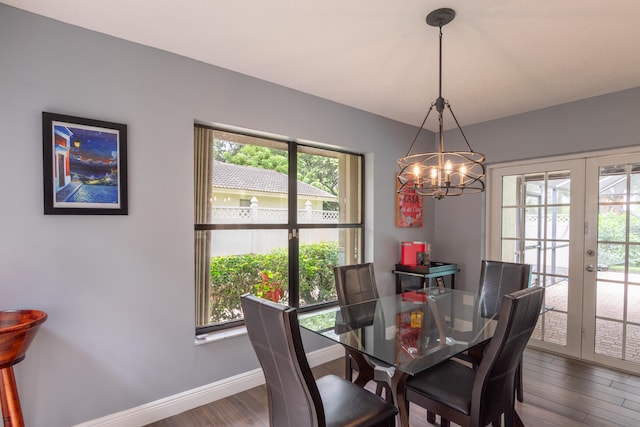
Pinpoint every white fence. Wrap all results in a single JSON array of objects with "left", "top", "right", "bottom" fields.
[
  {"left": 210, "top": 202, "right": 340, "bottom": 256},
  {"left": 212, "top": 200, "right": 339, "bottom": 224}
]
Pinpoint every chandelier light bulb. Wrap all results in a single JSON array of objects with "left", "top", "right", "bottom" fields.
[
  {"left": 444, "top": 160, "right": 452, "bottom": 183},
  {"left": 430, "top": 167, "right": 437, "bottom": 186}
]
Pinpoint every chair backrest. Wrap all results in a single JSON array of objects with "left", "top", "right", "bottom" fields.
[
  {"left": 334, "top": 263, "right": 379, "bottom": 306},
  {"left": 241, "top": 294, "right": 324, "bottom": 427},
  {"left": 471, "top": 286, "right": 544, "bottom": 426},
  {"left": 478, "top": 260, "right": 531, "bottom": 319},
  {"left": 335, "top": 299, "right": 378, "bottom": 333}
]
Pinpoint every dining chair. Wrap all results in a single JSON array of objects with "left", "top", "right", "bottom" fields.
[
  {"left": 403, "top": 286, "right": 544, "bottom": 427},
  {"left": 477, "top": 260, "right": 532, "bottom": 321},
  {"left": 241, "top": 294, "right": 398, "bottom": 427},
  {"left": 335, "top": 263, "right": 380, "bottom": 306},
  {"left": 334, "top": 263, "right": 394, "bottom": 401},
  {"left": 467, "top": 260, "right": 531, "bottom": 403}
]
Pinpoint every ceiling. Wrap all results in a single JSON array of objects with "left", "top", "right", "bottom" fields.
[{"left": 5, "top": 0, "right": 640, "bottom": 130}]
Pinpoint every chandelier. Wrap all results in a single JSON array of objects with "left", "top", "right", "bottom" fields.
[{"left": 397, "top": 8, "right": 485, "bottom": 199}]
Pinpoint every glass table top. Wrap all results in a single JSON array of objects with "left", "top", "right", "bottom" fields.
[{"left": 299, "top": 288, "right": 499, "bottom": 375}]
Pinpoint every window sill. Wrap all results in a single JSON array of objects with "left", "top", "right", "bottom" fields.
[
  {"left": 194, "top": 305, "right": 338, "bottom": 345},
  {"left": 195, "top": 326, "right": 247, "bottom": 345}
]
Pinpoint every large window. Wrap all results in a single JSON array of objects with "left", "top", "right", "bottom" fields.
[{"left": 194, "top": 125, "right": 364, "bottom": 333}]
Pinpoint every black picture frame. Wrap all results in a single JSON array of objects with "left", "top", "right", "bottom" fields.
[{"left": 42, "top": 112, "right": 128, "bottom": 215}]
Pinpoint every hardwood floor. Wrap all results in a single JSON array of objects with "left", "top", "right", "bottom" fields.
[{"left": 146, "top": 348, "right": 640, "bottom": 427}]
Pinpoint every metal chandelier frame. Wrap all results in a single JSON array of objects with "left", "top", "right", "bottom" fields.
[{"left": 397, "top": 8, "right": 486, "bottom": 200}]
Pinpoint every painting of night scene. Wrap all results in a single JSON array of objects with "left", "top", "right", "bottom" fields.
[{"left": 43, "top": 112, "right": 128, "bottom": 215}]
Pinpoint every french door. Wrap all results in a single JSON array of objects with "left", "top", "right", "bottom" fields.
[
  {"left": 488, "top": 150, "right": 640, "bottom": 374},
  {"left": 582, "top": 153, "right": 640, "bottom": 372},
  {"left": 488, "top": 159, "right": 586, "bottom": 358}
]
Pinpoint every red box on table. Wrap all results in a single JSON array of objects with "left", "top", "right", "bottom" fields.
[{"left": 401, "top": 241, "right": 426, "bottom": 266}]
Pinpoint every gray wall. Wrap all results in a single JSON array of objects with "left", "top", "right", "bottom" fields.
[
  {"left": 433, "top": 88, "right": 640, "bottom": 290},
  {"left": 4, "top": 4, "right": 640, "bottom": 426},
  {"left": 0, "top": 5, "right": 435, "bottom": 426}
]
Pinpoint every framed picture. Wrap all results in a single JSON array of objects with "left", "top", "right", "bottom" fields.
[
  {"left": 395, "top": 174, "right": 423, "bottom": 227},
  {"left": 42, "top": 112, "right": 128, "bottom": 215}
]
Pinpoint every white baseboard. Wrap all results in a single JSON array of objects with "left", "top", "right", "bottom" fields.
[{"left": 73, "top": 344, "right": 344, "bottom": 427}]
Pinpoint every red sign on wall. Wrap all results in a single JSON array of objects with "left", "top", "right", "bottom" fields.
[{"left": 396, "top": 176, "right": 423, "bottom": 228}]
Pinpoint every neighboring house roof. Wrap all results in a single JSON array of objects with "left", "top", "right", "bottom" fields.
[{"left": 213, "top": 161, "right": 336, "bottom": 199}]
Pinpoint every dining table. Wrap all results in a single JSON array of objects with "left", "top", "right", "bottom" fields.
[{"left": 299, "top": 287, "right": 528, "bottom": 427}]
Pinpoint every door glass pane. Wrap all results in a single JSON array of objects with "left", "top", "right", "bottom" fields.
[
  {"left": 599, "top": 165, "right": 627, "bottom": 205},
  {"left": 598, "top": 212, "right": 628, "bottom": 244},
  {"left": 525, "top": 174, "right": 545, "bottom": 205},
  {"left": 502, "top": 175, "right": 519, "bottom": 206},
  {"left": 501, "top": 207, "right": 520, "bottom": 238},
  {"left": 630, "top": 167, "right": 640, "bottom": 202},
  {"left": 627, "top": 285, "right": 640, "bottom": 324},
  {"left": 545, "top": 241, "right": 569, "bottom": 276},
  {"left": 597, "top": 243, "right": 626, "bottom": 276},
  {"left": 501, "top": 239, "right": 519, "bottom": 263},
  {"left": 546, "top": 279, "right": 568, "bottom": 312},
  {"left": 631, "top": 242, "right": 640, "bottom": 269},
  {"left": 541, "top": 311, "right": 567, "bottom": 346},
  {"left": 525, "top": 207, "right": 542, "bottom": 239},
  {"left": 630, "top": 261, "right": 640, "bottom": 286},
  {"left": 523, "top": 240, "right": 541, "bottom": 272},
  {"left": 625, "top": 325, "right": 640, "bottom": 362},
  {"left": 595, "top": 319, "right": 623, "bottom": 359},
  {"left": 545, "top": 205, "right": 570, "bottom": 240},
  {"left": 546, "top": 171, "right": 571, "bottom": 204},
  {"left": 630, "top": 205, "right": 640, "bottom": 243},
  {"left": 596, "top": 281, "right": 624, "bottom": 321}
]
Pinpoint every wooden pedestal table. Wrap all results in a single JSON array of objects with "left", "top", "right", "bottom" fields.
[{"left": 0, "top": 310, "right": 47, "bottom": 427}]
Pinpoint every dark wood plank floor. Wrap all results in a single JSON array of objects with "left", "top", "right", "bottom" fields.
[{"left": 147, "top": 348, "right": 640, "bottom": 427}]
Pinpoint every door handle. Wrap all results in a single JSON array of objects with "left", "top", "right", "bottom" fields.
[{"left": 586, "top": 265, "right": 595, "bottom": 272}]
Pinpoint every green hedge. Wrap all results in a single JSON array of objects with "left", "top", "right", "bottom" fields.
[{"left": 208, "top": 241, "right": 339, "bottom": 323}]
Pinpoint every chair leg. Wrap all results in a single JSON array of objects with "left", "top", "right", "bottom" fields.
[
  {"left": 426, "top": 410, "right": 436, "bottom": 424},
  {"left": 504, "top": 407, "right": 515, "bottom": 427},
  {"left": 345, "top": 354, "right": 353, "bottom": 381},
  {"left": 440, "top": 417, "right": 450, "bottom": 427},
  {"left": 375, "top": 382, "right": 383, "bottom": 396},
  {"left": 516, "top": 358, "right": 524, "bottom": 402}
]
